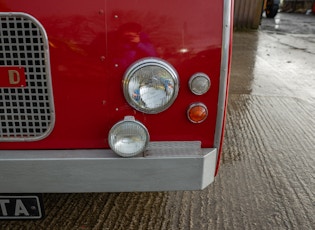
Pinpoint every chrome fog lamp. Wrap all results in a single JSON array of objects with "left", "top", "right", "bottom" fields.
[
  {"left": 123, "top": 58, "right": 179, "bottom": 114},
  {"left": 189, "top": 73, "right": 211, "bottom": 95},
  {"left": 108, "top": 116, "right": 149, "bottom": 157}
]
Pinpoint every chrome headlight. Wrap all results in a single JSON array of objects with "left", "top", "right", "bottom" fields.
[
  {"left": 108, "top": 116, "right": 149, "bottom": 157},
  {"left": 123, "top": 58, "right": 179, "bottom": 114}
]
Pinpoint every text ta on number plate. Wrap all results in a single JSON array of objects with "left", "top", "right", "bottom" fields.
[
  {"left": 0, "top": 194, "right": 44, "bottom": 220},
  {"left": 0, "top": 66, "right": 26, "bottom": 87}
]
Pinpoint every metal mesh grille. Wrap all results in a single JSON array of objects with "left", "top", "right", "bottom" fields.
[{"left": 0, "top": 13, "right": 54, "bottom": 141}]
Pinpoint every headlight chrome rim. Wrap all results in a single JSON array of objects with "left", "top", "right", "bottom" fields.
[
  {"left": 123, "top": 58, "right": 179, "bottom": 114},
  {"left": 108, "top": 116, "right": 149, "bottom": 157}
]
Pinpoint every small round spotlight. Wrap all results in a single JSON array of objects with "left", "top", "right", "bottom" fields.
[{"left": 108, "top": 116, "right": 149, "bottom": 157}]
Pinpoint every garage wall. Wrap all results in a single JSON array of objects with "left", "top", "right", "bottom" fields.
[
  {"left": 282, "top": 0, "right": 314, "bottom": 13},
  {"left": 234, "top": 0, "right": 264, "bottom": 29}
]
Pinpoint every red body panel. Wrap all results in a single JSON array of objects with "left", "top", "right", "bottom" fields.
[{"left": 1, "top": 0, "right": 224, "bottom": 150}]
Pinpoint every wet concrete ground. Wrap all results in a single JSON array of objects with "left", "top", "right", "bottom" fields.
[{"left": 2, "top": 13, "right": 315, "bottom": 229}]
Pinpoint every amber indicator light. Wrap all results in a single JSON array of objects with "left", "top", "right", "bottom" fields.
[{"left": 187, "top": 103, "right": 208, "bottom": 123}]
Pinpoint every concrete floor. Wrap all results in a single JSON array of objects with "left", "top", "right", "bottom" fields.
[{"left": 1, "top": 13, "right": 315, "bottom": 229}]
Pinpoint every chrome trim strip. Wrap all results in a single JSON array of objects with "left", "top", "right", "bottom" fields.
[
  {"left": 214, "top": 0, "right": 232, "bottom": 149},
  {"left": 0, "top": 142, "right": 217, "bottom": 192}
]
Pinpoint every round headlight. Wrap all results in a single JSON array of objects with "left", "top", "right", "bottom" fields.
[
  {"left": 123, "top": 58, "right": 179, "bottom": 114},
  {"left": 189, "top": 73, "right": 211, "bottom": 95},
  {"left": 108, "top": 116, "right": 149, "bottom": 157}
]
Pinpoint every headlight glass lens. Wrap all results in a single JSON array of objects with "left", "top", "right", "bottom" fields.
[
  {"left": 123, "top": 58, "right": 179, "bottom": 114},
  {"left": 108, "top": 116, "right": 149, "bottom": 157}
]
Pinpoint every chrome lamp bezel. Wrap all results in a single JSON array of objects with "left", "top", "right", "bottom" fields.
[{"left": 123, "top": 58, "right": 179, "bottom": 114}]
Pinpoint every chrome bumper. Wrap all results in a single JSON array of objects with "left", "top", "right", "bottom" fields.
[{"left": 0, "top": 142, "right": 217, "bottom": 192}]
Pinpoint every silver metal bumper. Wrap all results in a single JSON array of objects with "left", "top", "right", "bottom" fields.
[{"left": 0, "top": 142, "right": 217, "bottom": 193}]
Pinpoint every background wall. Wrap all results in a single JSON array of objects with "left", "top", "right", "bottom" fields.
[{"left": 234, "top": 0, "right": 264, "bottom": 29}]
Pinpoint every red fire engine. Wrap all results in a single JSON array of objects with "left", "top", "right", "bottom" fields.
[{"left": 0, "top": 0, "right": 233, "bottom": 214}]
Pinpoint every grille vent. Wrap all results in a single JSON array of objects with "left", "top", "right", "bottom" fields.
[{"left": 0, "top": 13, "right": 55, "bottom": 142}]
